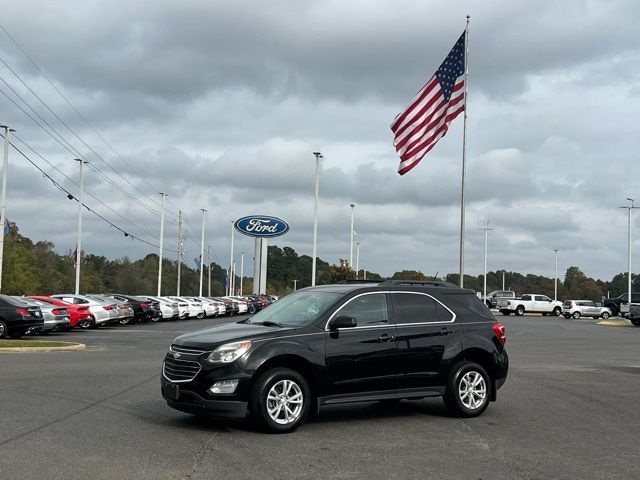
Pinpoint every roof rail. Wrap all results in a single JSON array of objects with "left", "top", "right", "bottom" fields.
[
  {"left": 335, "top": 280, "right": 381, "bottom": 284},
  {"left": 378, "top": 279, "right": 459, "bottom": 288}
]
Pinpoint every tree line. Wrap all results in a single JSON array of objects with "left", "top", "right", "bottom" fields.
[{"left": 1, "top": 222, "right": 634, "bottom": 301}]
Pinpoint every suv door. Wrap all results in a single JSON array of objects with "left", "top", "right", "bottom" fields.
[
  {"left": 391, "top": 292, "right": 460, "bottom": 391},
  {"left": 324, "top": 292, "right": 398, "bottom": 396}
]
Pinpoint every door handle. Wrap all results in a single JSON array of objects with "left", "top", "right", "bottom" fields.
[
  {"left": 378, "top": 333, "right": 395, "bottom": 342},
  {"left": 441, "top": 326, "right": 454, "bottom": 335}
]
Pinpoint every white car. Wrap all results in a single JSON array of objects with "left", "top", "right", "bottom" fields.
[
  {"left": 145, "top": 296, "right": 180, "bottom": 321},
  {"left": 51, "top": 294, "right": 117, "bottom": 327},
  {"left": 229, "top": 297, "right": 249, "bottom": 314},
  {"left": 160, "top": 296, "right": 189, "bottom": 319},
  {"left": 498, "top": 294, "right": 563, "bottom": 316},
  {"left": 562, "top": 300, "right": 611, "bottom": 319},
  {"left": 188, "top": 297, "right": 220, "bottom": 317},
  {"left": 169, "top": 296, "right": 204, "bottom": 319}
]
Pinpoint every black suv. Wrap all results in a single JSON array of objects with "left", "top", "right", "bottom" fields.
[{"left": 161, "top": 280, "right": 509, "bottom": 433}]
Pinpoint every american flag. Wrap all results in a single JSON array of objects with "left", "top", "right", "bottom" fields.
[{"left": 391, "top": 31, "right": 466, "bottom": 176}]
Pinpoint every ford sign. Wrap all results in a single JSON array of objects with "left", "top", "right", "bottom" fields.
[{"left": 234, "top": 215, "right": 290, "bottom": 238}]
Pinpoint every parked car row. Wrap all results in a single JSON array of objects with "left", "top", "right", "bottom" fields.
[{"left": 0, "top": 292, "right": 277, "bottom": 339}]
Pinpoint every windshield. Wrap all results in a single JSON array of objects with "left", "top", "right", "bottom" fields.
[{"left": 247, "top": 291, "right": 341, "bottom": 327}]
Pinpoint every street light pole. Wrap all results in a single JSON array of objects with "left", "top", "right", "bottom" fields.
[
  {"left": 239, "top": 251, "right": 244, "bottom": 295},
  {"left": 554, "top": 249, "right": 558, "bottom": 301},
  {"left": 620, "top": 198, "right": 639, "bottom": 311},
  {"left": 479, "top": 222, "right": 493, "bottom": 303},
  {"left": 349, "top": 204, "right": 356, "bottom": 267},
  {"left": 311, "top": 152, "right": 322, "bottom": 286},
  {"left": 0, "top": 125, "right": 14, "bottom": 292},
  {"left": 176, "top": 210, "right": 182, "bottom": 296},
  {"left": 74, "top": 159, "right": 86, "bottom": 295},
  {"left": 293, "top": 279, "right": 297, "bottom": 292},
  {"left": 355, "top": 242, "right": 360, "bottom": 279},
  {"left": 207, "top": 244, "right": 211, "bottom": 297},
  {"left": 229, "top": 220, "right": 235, "bottom": 295},
  {"left": 199, "top": 209, "right": 206, "bottom": 297},
  {"left": 157, "top": 193, "right": 166, "bottom": 296}
]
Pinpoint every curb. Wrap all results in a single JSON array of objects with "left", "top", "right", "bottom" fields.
[
  {"left": 597, "top": 319, "right": 633, "bottom": 327},
  {"left": 0, "top": 342, "right": 86, "bottom": 353}
]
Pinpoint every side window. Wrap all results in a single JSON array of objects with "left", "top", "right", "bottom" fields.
[
  {"left": 336, "top": 294, "right": 388, "bottom": 326},
  {"left": 74, "top": 298, "right": 88, "bottom": 304},
  {"left": 392, "top": 293, "right": 439, "bottom": 324},
  {"left": 538, "top": 296, "right": 551, "bottom": 302},
  {"left": 521, "top": 295, "right": 531, "bottom": 301}
]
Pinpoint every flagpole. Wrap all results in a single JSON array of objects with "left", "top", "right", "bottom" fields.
[{"left": 458, "top": 15, "right": 470, "bottom": 288}]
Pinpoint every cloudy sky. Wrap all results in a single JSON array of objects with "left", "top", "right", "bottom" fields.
[{"left": 1, "top": 0, "right": 639, "bottom": 282}]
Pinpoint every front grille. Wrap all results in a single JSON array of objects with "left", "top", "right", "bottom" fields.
[
  {"left": 163, "top": 357, "right": 201, "bottom": 382},
  {"left": 170, "top": 344, "right": 206, "bottom": 355}
]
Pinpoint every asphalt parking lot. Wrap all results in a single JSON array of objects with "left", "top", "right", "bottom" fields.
[{"left": 1, "top": 315, "right": 639, "bottom": 480}]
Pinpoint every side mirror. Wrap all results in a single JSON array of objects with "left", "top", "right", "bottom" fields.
[{"left": 329, "top": 315, "right": 357, "bottom": 330}]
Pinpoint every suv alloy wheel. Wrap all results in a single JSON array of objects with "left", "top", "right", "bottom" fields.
[
  {"left": 601, "top": 312, "right": 610, "bottom": 320},
  {"left": 444, "top": 361, "right": 491, "bottom": 417},
  {"left": 250, "top": 368, "right": 310, "bottom": 433},
  {"left": 572, "top": 311, "right": 581, "bottom": 319}
]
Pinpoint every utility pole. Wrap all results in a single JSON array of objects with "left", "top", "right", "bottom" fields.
[
  {"left": 554, "top": 249, "right": 558, "bottom": 301},
  {"left": 479, "top": 222, "right": 493, "bottom": 303},
  {"left": 311, "top": 152, "right": 322, "bottom": 286},
  {"left": 355, "top": 242, "right": 360, "bottom": 279},
  {"left": 74, "top": 159, "right": 87, "bottom": 295},
  {"left": 0, "top": 125, "right": 14, "bottom": 292},
  {"left": 232, "top": 261, "right": 236, "bottom": 295},
  {"left": 349, "top": 203, "right": 356, "bottom": 267},
  {"left": 176, "top": 210, "right": 182, "bottom": 296},
  {"left": 502, "top": 271, "right": 505, "bottom": 291},
  {"left": 620, "top": 198, "right": 639, "bottom": 312},
  {"left": 293, "top": 279, "right": 297, "bottom": 292},
  {"left": 239, "top": 251, "right": 244, "bottom": 295},
  {"left": 364, "top": 269, "right": 367, "bottom": 280},
  {"left": 199, "top": 209, "right": 206, "bottom": 297},
  {"left": 229, "top": 220, "right": 235, "bottom": 295},
  {"left": 157, "top": 193, "right": 166, "bottom": 296},
  {"left": 207, "top": 244, "right": 211, "bottom": 297}
]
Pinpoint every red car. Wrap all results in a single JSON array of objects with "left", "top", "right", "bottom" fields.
[{"left": 29, "top": 296, "right": 92, "bottom": 329}]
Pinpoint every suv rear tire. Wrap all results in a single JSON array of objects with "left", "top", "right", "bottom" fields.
[
  {"left": 444, "top": 361, "right": 491, "bottom": 417},
  {"left": 250, "top": 367, "right": 311, "bottom": 433},
  {"left": 601, "top": 312, "right": 610, "bottom": 320},
  {"left": 572, "top": 311, "right": 581, "bottom": 319}
]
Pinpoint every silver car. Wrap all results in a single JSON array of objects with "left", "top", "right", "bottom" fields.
[
  {"left": 51, "top": 294, "right": 117, "bottom": 327},
  {"left": 562, "top": 300, "right": 612, "bottom": 319},
  {"left": 18, "top": 297, "right": 70, "bottom": 334}
]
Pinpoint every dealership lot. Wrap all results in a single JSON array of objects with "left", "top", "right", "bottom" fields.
[{"left": 1, "top": 316, "right": 639, "bottom": 480}]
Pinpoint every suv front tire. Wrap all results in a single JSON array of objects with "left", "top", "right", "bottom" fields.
[{"left": 250, "top": 368, "right": 311, "bottom": 433}]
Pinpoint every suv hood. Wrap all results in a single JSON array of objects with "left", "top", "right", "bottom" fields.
[{"left": 174, "top": 321, "right": 295, "bottom": 349}]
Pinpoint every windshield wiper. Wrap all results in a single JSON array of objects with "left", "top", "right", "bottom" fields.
[{"left": 252, "top": 320, "right": 284, "bottom": 327}]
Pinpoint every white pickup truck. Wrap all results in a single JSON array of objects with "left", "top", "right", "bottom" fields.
[{"left": 498, "top": 294, "right": 563, "bottom": 316}]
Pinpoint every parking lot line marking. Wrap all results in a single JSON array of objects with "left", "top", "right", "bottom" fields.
[{"left": 597, "top": 319, "right": 633, "bottom": 327}]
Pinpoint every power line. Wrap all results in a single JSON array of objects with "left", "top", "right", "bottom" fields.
[
  {"left": 0, "top": 81, "right": 170, "bottom": 219},
  {"left": 0, "top": 23, "right": 179, "bottom": 216},
  {"left": 1, "top": 132, "right": 173, "bottom": 251}
]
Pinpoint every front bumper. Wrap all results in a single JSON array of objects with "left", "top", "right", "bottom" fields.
[{"left": 161, "top": 377, "right": 248, "bottom": 418}]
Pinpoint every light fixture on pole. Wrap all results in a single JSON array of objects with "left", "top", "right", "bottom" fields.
[
  {"left": 157, "top": 193, "right": 166, "bottom": 296},
  {"left": 349, "top": 204, "right": 356, "bottom": 267},
  {"left": 479, "top": 221, "right": 493, "bottom": 303},
  {"left": 198, "top": 209, "right": 207, "bottom": 297},
  {"left": 0, "top": 125, "right": 15, "bottom": 293},
  {"left": 620, "top": 198, "right": 639, "bottom": 312},
  {"left": 311, "top": 152, "right": 322, "bottom": 286},
  {"left": 553, "top": 249, "right": 558, "bottom": 301}
]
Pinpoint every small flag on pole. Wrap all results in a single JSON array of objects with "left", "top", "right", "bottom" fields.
[
  {"left": 193, "top": 256, "right": 201, "bottom": 271},
  {"left": 3, "top": 221, "right": 8, "bottom": 236},
  {"left": 391, "top": 31, "right": 466, "bottom": 175}
]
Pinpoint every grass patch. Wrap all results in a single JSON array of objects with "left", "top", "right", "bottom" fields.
[{"left": 0, "top": 340, "right": 80, "bottom": 348}]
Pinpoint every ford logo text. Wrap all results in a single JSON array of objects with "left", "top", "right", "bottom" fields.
[{"left": 234, "top": 215, "right": 290, "bottom": 238}]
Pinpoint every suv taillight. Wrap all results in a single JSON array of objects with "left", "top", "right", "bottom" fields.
[{"left": 492, "top": 323, "right": 506, "bottom": 345}]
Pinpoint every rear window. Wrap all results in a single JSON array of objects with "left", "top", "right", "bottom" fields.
[
  {"left": 0, "top": 294, "right": 29, "bottom": 307},
  {"left": 444, "top": 293, "right": 495, "bottom": 321},
  {"left": 563, "top": 301, "right": 572, "bottom": 306}
]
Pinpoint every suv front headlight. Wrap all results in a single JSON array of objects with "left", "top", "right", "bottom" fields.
[{"left": 206, "top": 341, "right": 251, "bottom": 364}]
